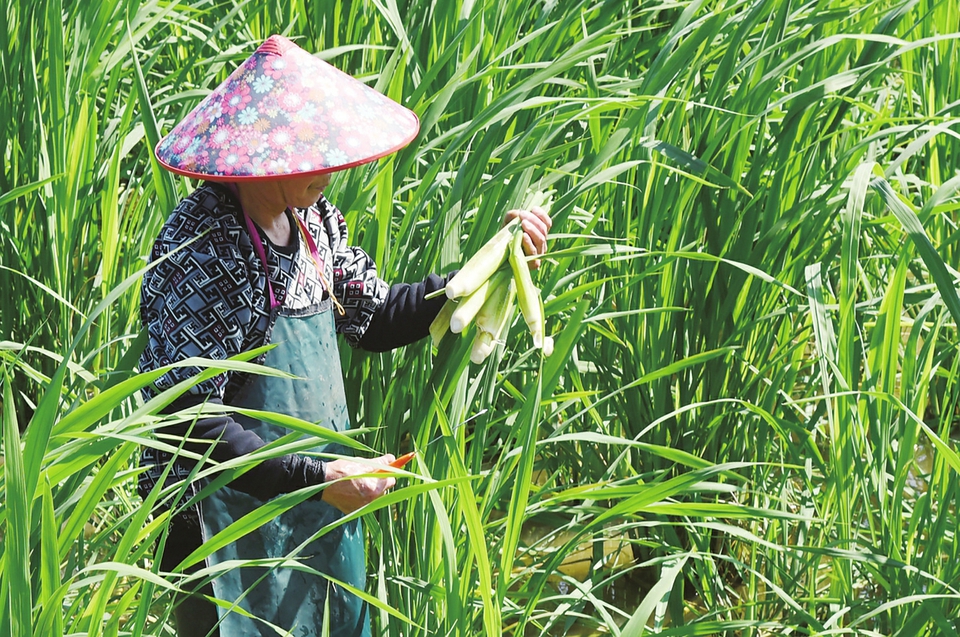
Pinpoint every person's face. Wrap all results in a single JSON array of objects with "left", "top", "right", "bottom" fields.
[{"left": 281, "top": 172, "right": 332, "bottom": 208}]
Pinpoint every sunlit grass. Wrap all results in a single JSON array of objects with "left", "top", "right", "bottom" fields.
[{"left": 2, "top": 0, "right": 960, "bottom": 635}]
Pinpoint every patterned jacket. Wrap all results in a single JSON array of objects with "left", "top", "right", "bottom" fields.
[{"left": 138, "top": 182, "right": 448, "bottom": 505}]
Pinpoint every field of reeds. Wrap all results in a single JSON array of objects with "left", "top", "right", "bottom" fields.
[{"left": 2, "top": 0, "right": 960, "bottom": 634}]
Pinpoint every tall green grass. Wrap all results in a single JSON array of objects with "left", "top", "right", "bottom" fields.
[{"left": 2, "top": 0, "right": 960, "bottom": 634}]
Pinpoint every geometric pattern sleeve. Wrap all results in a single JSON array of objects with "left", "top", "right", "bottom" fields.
[
  {"left": 139, "top": 249, "right": 252, "bottom": 399},
  {"left": 315, "top": 195, "right": 389, "bottom": 346},
  {"left": 138, "top": 189, "right": 254, "bottom": 400}
]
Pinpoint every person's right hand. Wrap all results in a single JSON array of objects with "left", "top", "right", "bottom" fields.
[{"left": 320, "top": 455, "right": 397, "bottom": 514}]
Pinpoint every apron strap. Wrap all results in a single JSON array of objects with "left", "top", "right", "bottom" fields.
[
  {"left": 230, "top": 183, "right": 346, "bottom": 315},
  {"left": 295, "top": 217, "right": 346, "bottom": 316},
  {"left": 242, "top": 211, "right": 281, "bottom": 310}
]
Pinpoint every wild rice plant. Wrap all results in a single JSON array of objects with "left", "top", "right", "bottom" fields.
[{"left": 2, "top": 0, "right": 960, "bottom": 635}]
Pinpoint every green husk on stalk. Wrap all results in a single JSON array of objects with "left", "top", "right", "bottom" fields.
[
  {"left": 508, "top": 229, "right": 544, "bottom": 349},
  {"left": 470, "top": 275, "right": 516, "bottom": 364},
  {"left": 429, "top": 298, "right": 457, "bottom": 347},
  {"left": 450, "top": 269, "right": 509, "bottom": 334},
  {"left": 474, "top": 272, "right": 516, "bottom": 338},
  {"left": 443, "top": 218, "right": 519, "bottom": 300}
]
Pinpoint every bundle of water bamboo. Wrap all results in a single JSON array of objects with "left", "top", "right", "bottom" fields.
[{"left": 430, "top": 192, "right": 553, "bottom": 364}]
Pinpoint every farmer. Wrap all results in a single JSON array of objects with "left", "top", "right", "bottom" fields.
[{"left": 138, "top": 35, "right": 551, "bottom": 637}]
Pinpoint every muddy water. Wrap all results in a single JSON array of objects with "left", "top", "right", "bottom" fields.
[
  {"left": 519, "top": 521, "right": 645, "bottom": 635},
  {"left": 516, "top": 439, "right": 945, "bottom": 636},
  {"left": 905, "top": 439, "right": 935, "bottom": 493},
  {"left": 520, "top": 523, "right": 635, "bottom": 582}
]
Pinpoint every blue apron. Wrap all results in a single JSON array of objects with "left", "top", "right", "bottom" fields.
[{"left": 200, "top": 304, "right": 369, "bottom": 637}]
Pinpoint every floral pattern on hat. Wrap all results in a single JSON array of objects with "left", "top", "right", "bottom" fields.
[{"left": 156, "top": 35, "right": 419, "bottom": 180}]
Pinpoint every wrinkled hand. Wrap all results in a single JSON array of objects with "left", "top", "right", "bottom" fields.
[
  {"left": 321, "top": 454, "right": 396, "bottom": 514},
  {"left": 504, "top": 205, "right": 552, "bottom": 270}
]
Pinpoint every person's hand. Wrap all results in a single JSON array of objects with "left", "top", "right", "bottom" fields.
[
  {"left": 504, "top": 205, "right": 552, "bottom": 269},
  {"left": 320, "top": 455, "right": 396, "bottom": 514}
]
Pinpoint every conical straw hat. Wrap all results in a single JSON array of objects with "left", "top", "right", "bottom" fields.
[{"left": 155, "top": 35, "right": 420, "bottom": 180}]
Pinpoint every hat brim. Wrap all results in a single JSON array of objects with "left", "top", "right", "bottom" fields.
[
  {"left": 155, "top": 35, "right": 420, "bottom": 181},
  {"left": 155, "top": 115, "right": 419, "bottom": 182}
]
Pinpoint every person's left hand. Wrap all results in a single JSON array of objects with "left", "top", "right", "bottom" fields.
[{"left": 504, "top": 205, "right": 552, "bottom": 270}]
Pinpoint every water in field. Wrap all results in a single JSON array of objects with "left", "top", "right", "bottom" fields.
[
  {"left": 518, "top": 521, "right": 646, "bottom": 636},
  {"left": 906, "top": 439, "right": 935, "bottom": 494},
  {"left": 519, "top": 437, "right": 947, "bottom": 637}
]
